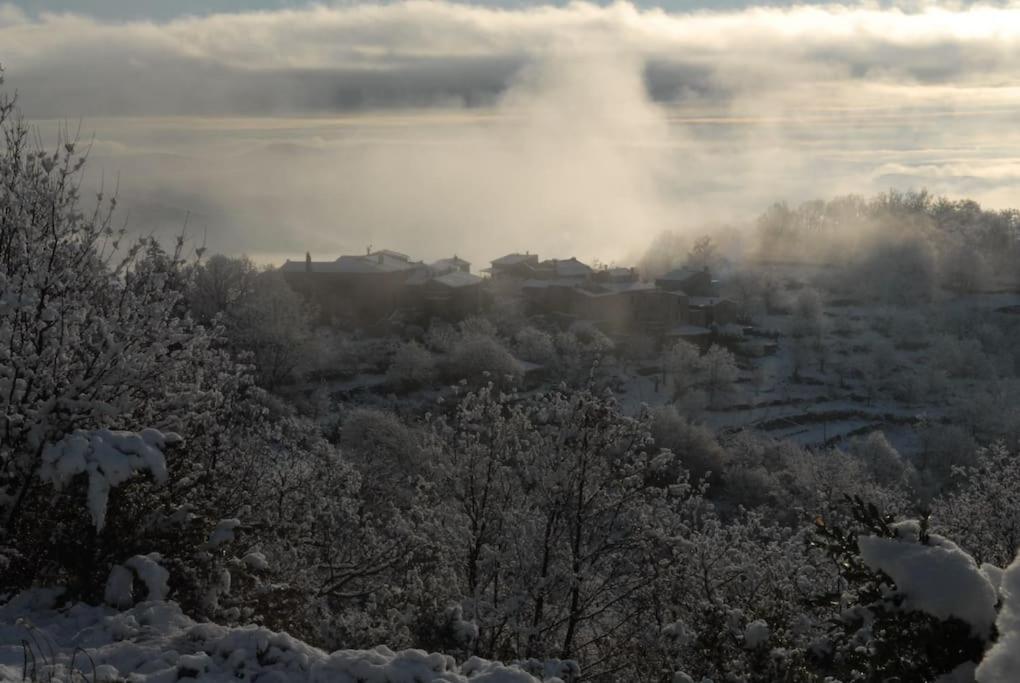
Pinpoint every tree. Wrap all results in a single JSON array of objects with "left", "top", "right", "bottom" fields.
[
  {"left": 386, "top": 341, "right": 438, "bottom": 390},
  {"left": 187, "top": 253, "right": 258, "bottom": 324},
  {"left": 688, "top": 235, "right": 717, "bottom": 269},
  {"left": 424, "top": 386, "right": 683, "bottom": 678},
  {"left": 228, "top": 270, "right": 314, "bottom": 389},
  {"left": 933, "top": 444, "right": 1020, "bottom": 567},
  {"left": 0, "top": 83, "right": 234, "bottom": 599},
  {"left": 701, "top": 344, "right": 739, "bottom": 408}
]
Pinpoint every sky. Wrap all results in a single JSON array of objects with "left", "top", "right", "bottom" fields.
[{"left": 2, "top": 1, "right": 1020, "bottom": 266}]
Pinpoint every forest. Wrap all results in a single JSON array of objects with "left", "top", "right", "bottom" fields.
[{"left": 1, "top": 77, "right": 1020, "bottom": 683}]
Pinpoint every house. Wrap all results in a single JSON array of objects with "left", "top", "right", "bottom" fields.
[
  {"left": 548, "top": 257, "right": 594, "bottom": 283},
  {"left": 688, "top": 296, "right": 738, "bottom": 327},
  {"left": 281, "top": 250, "right": 427, "bottom": 326},
  {"left": 486, "top": 253, "right": 540, "bottom": 279},
  {"left": 656, "top": 266, "right": 715, "bottom": 297},
  {"left": 593, "top": 267, "right": 639, "bottom": 284},
  {"left": 421, "top": 271, "right": 485, "bottom": 319},
  {"left": 430, "top": 256, "right": 471, "bottom": 275},
  {"left": 486, "top": 253, "right": 595, "bottom": 284}
]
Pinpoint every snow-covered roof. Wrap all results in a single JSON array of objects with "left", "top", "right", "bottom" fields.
[
  {"left": 432, "top": 256, "right": 470, "bottom": 269},
  {"left": 432, "top": 271, "right": 483, "bottom": 288},
  {"left": 369, "top": 249, "right": 409, "bottom": 261},
  {"left": 491, "top": 253, "right": 536, "bottom": 266},
  {"left": 551, "top": 258, "right": 593, "bottom": 278}
]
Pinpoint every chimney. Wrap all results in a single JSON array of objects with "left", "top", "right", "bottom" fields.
[{"left": 305, "top": 251, "right": 312, "bottom": 273}]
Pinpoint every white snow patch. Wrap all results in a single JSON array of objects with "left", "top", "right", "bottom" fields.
[
  {"left": 103, "top": 554, "right": 169, "bottom": 607},
  {"left": 977, "top": 550, "right": 1020, "bottom": 683},
  {"left": 858, "top": 530, "right": 997, "bottom": 638},
  {"left": 242, "top": 551, "right": 269, "bottom": 571},
  {"left": 206, "top": 518, "right": 241, "bottom": 548},
  {"left": 38, "top": 428, "right": 178, "bottom": 531}
]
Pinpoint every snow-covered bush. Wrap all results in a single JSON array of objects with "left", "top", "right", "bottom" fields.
[
  {"left": 0, "top": 87, "right": 239, "bottom": 601},
  {"left": 513, "top": 326, "right": 557, "bottom": 365},
  {"left": 443, "top": 335, "right": 523, "bottom": 386},
  {"left": 229, "top": 269, "right": 315, "bottom": 388},
  {"left": 0, "top": 597, "right": 563, "bottom": 683},
  {"left": 809, "top": 500, "right": 991, "bottom": 680},
  {"left": 650, "top": 406, "right": 729, "bottom": 487},
  {"left": 386, "top": 340, "right": 438, "bottom": 390}
]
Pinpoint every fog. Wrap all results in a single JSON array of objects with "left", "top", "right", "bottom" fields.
[{"left": 5, "top": 1, "right": 1020, "bottom": 265}]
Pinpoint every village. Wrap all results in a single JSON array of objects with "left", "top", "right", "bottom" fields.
[
  {"left": 273, "top": 237, "right": 1020, "bottom": 467},
  {"left": 280, "top": 248, "right": 742, "bottom": 344}
]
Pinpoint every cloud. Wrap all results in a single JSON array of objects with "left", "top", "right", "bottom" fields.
[
  {"left": 3, "top": 1, "right": 1019, "bottom": 265},
  {"left": 2, "top": 1, "right": 1020, "bottom": 115}
]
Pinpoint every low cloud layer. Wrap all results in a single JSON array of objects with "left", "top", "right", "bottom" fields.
[{"left": 3, "top": 1, "right": 1019, "bottom": 264}]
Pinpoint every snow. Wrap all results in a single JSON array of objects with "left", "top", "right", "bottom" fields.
[
  {"left": 104, "top": 565, "right": 135, "bottom": 608},
  {"left": 38, "top": 428, "right": 179, "bottom": 531},
  {"left": 742, "top": 619, "right": 770, "bottom": 649},
  {"left": 976, "top": 550, "right": 1020, "bottom": 683},
  {"left": 0, "top": 596, "right": 561, "bottom": 683},
  {"left": 242, "top": 552, "right": 269, "bottom": 571},
  {"left": 104, "top": 554, "right": 170, "bottom": 607},
  {"left": 857, "top": 528, "right": 998, "bottom": 637},
  {"left": 125, "top": 554, "right": 171, "bottom": 602},
  {"left": 207, "top": 518, "right": 242, "bottom": 548}
]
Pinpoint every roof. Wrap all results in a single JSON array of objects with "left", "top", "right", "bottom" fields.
[
  {"left": 369, "top": 249, "right": 409, "bottom": 261},
  {"left": 338, "top": 254, "right": 418, "bottom": 273},
  {"left": 433, "top": 255, "right": 470, "bottom": 267},
  {"left": 280, "top": 253, "right": 419, "bottom": 274},
  {"left": 430, "top": 256, "right": 471, "bottom": 273},
  {"left": 432, "top": 271, "right": 483, "bottom": 288},
  {"left": 491, "top": 253, "right": 536, "bottom": 267},
  {"left": 551, "top": 258, "right": 593, "bottom": 278}
]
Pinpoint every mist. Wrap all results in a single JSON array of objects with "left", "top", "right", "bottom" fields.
[{"left": 6, "top": 1, "right": 1020, "bottom": 265}]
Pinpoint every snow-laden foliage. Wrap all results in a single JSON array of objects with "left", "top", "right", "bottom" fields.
[
  {"left": 0, "top": 84, "right": 239, "bottom": 601},
  {"left": 38, "top": 428, "right": 178, "bottom": 531},
  {"left": 934, "top": 443, "right": 1020, "bottom": 567},
  {"left": 857, "top": 521, "right": 998, "bottom": 638}
]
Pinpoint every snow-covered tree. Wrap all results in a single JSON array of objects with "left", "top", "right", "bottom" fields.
[{"left": 933, "top": 444, "right": 1020, "bottom": 567}]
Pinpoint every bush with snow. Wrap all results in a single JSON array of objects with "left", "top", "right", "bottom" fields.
[
  {"left": 0, "top": 597, "right": 562, "bottom": 683},
  {"left": 977, "top": 550, "right": 1020, "bottom": 682}
]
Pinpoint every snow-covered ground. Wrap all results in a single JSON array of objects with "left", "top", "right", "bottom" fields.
[{"left": 0, "top": 593, "right": 571, "bottom": 683}]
